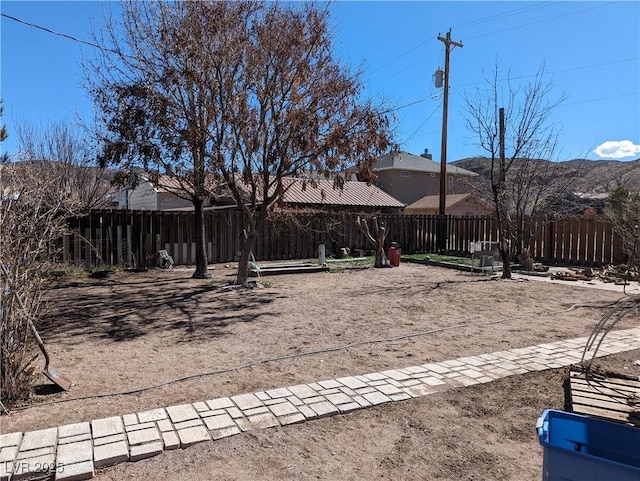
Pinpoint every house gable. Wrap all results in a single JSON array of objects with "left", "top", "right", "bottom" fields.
[
  {"left": 372, "top": 151, "right": 478, "bottom": 205},
  {"left": 128, "top": 181, "right": 159, "bottom": 210}
]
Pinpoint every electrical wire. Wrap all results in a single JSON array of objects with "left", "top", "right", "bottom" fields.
[
  {"left": 0, "top": 12, "right": 116, "bottom": 54},
  {"left": 559, "top": 92, "right": 639, "bottom": 107},
  {"left": 451, "top": 2, "right": 561, "bottom": 30},
  {"left": 382, "top": 57, "right": 638, "bottom": 118},
  {"left": 401, "top": 101, "right": 442, "bottom": 145},
  {"left": 4, "top": 3, "right": 624, "bottom": 90},
  {"left": 451, "top": 57, "right": 640, "bottom": 90},
  {"left": 368, "top": 2, "right": 624, "bottom": 88},
  {"left": 369, "top": 40, "right": 434, "bottom": 76},
  {"left": 8, "top": 294, "right": 618, "bottom": 412},
  {"left": 369, "top": 1, "right": 562, "bottom": 77},
  {"left": 382, "top": 97, "right": 434, "bottom": 115},
  {"left": 464, "top": 2, "right": 621, "bottom": 42}
]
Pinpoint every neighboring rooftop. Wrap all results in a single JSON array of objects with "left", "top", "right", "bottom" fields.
[
  {"left": 280, "top": 178, "right": 404, "bottom": 209},
  {"left": 133, "top": 174, "right": 405, "bottom": 210},
  {"left": 373, "top": 151, "right": 478, "bottom": 176},
  {"left": 405, "top": 193, "right": 477, "bottom": 210}
]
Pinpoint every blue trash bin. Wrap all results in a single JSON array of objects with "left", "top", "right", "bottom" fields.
[{"left": 537, "top": 409, "right": 640, "bottom": 481}]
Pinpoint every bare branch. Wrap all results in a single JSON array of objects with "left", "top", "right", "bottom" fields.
[{"left": 463, "top": 59, "right": 567, "bottom": 277}]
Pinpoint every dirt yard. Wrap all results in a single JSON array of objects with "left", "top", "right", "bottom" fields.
[{"left": 3, "top": 262, "right": 639, "bottom": 480}]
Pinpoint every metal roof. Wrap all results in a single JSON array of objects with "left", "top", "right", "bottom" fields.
[
  {"left": 143, "top": 174, "right": 403, "bottom": 208},
  {"left": 280, "top": 178, "right": 404, "bottom": 208}
]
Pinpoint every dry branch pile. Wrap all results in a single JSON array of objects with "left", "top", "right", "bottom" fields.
[{"left": 551, "top": 265, "right": 640, "bottom": 284}]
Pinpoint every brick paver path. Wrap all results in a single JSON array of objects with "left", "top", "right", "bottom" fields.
[{"left": 2, "top": 327, "right": 639, "bottom": 481}]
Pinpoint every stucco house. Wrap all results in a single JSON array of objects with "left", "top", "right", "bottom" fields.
[
  {"left": 372, "top": 150, "right": 478, "bottom": 206},
  {"left": 404, "top": 193, "right": 493, "bottom": 216}
]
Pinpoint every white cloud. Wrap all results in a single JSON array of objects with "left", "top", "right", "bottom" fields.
[{"left": 593, "top": 140, "right": 640, "bottom": 159}]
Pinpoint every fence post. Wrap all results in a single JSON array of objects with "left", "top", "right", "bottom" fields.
[
  {"left": 318, "top": 244, "right": 326, "bottom": 266},
  {"left": 62, "top": 234, "right": 70, "bottom": 264},
  {"left": 126, "top": 224, "right": 133, "bottom": 267}
]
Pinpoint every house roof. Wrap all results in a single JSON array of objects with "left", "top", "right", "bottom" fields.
[
  {"left": 373, "top": 151, "right": 478, "bottom": 176},
  {"left": 141, "top": 174, "right": 220, "bottom": 194},
  {"left": 405, "top": 193, "right": 487, "bottom": 210},
  {"left": 280, "top": 178, "right": 404, "bottom": 208},
  {"left": 136, "top": 173, "right": 404, "bottom": 209}
]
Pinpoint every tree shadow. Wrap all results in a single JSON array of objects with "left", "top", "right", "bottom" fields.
[{"left": 39, "top": 274, "right": 283, "bottom": 343}]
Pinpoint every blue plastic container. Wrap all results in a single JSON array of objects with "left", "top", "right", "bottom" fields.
[{"left": 537, "top": 409, "right": 640, "bottom": 481}]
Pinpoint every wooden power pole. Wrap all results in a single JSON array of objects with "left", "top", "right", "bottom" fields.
[{"left": 436, "top": 28, "right": 462, "bottom": 250}]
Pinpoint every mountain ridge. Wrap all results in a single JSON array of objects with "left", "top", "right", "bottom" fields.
[{"left": 451, "top": 157, "right": 640, "bottom": 194}]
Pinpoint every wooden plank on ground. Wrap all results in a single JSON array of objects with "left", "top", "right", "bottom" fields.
[
  {"left": 570, "top": 369, "right": 640, "bottom": 388},
  {"left": 571, "top": 388, "right": 638, "bottom": 412},
  {"left": 568, "top": 368, "right": 640, "bottom": 427}
]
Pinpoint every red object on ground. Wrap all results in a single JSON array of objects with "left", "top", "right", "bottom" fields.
[{"left": 389, "top": 246, "right": 401, "bottom": 267}]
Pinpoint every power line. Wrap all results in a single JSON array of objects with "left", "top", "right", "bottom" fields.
[
  {"left": 417, "top": 92, "right": 639, "bottom": 137},
  {"left": 393, "top": 57, "right": 640, "bottom": 108},
  {"left": 373, "top": 51, "right": 440, "bottom": 85},
  {"left": 560, "top": 92, "right": 639, "bottom": 107},
  {"left": 451, "top": 57, "right": 640, "bottom": 89},
  {"left": 451, "top": 2, "right": 561, "bottom": 30},
  {"left": 0, "top": 12, "right": 114, "bottom": 53},
  {"left": 368, "top": 1, "right": 619, "bottom": 85},
  {"left": 368, "top": 1, "right": 564, "bottom": 77},
  {"left": 369, "top": 40, "right": 433, "bottom": 75},
  {"left": 401, "top": 101, "right": 442, "bottom": 145},
  {"left": 464, "top": 1, "right": 621, "bottom": 42},
  {"left": 383, "top": 97, "right": 433, "bottom": 114}
]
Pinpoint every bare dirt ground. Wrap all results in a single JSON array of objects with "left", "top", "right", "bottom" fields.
[{"left": 3, "top": 262, "right": 639, "bottom": 480}]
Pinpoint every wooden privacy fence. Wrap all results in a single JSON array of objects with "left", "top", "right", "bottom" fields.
[
  {"left": 526, "top": 216, "right": 623, "bottom": 266},
  {"left": 62, "top": 210, "right": 625, "bottom": 268}
]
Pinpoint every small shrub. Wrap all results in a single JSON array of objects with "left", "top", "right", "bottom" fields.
[
  {"left": 41, "top": 264, "right": 85, "bottom": 281},
  {"left": 89, "top": 264, "right": 119, "bottom": 274}
]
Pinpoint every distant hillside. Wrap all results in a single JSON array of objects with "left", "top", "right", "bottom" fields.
[{"left": 451, "top": 157, "right": 640, "bottom": 194}]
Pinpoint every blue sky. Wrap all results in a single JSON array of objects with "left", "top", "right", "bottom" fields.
[{"left": 1, "top": 1, "right": 639, "bottom": 163}]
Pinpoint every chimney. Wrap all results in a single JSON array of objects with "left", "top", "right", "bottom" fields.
[{"left": 420, "top": 149, "right": 432, "bottom": 160}]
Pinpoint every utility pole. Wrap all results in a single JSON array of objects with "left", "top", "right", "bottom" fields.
[{"left": 436, "top": 28, "right": 462, "bottom": 250}]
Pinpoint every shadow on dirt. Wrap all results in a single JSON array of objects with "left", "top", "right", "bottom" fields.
[
  {"left": 33, "top": 383, "right": 65, "bottom": 396},
  {"left": 39, "top": 272, "right": 281, "bottom": 343}
]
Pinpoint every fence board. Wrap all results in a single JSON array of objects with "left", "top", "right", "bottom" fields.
[{"left": 61, "top": 210, "right": 623, "bottom": 268}]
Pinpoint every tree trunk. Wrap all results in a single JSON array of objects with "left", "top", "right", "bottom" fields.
[
  {"left": 374, "top": 229, "right": 387, "bottom": 268},
  {"left": 499, "top": 238, "right": 512, "bottom": 279},
  {"left": 356, "top": 216, "right": 388, "bottom": 268},
  {"left": 236, "top": 216, "right": 258, "bottom": 287},
  {"left": 192, "top": 197, "right": 211, "bottom": 279}
]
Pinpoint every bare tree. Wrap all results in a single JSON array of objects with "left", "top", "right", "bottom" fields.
[
  {"left": 14, "top": 121, "right": 110, "bottom": 211},
  {"left": 88, "top": 1, "right": 393, "bottom": 285},
  {"left": 86, "top": 1, "right": 260, "bottom": 278},
  {"left": 0, "top": 116, "right": 105, "bottom": 406},
  {"left": 220, "top": 3, "right": 393, "bottom": 285},
  {"left": 464, "top": 61, "right": 566, "bottom": 278},
  {"left": 606, "top": 186, "right": 640, "bottom": 269},
  {"left": 0, "top": 158, "right": 89, "bottom": 407}
]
